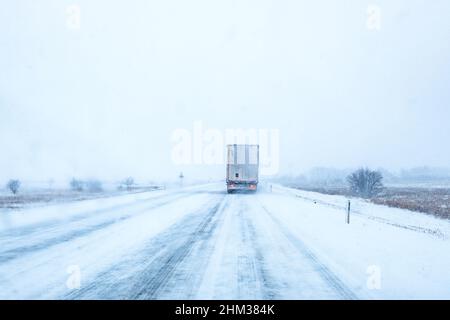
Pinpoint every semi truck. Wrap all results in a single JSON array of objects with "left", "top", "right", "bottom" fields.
[{"left": 226, "top": 144, "right": 259, "bottom": 193}]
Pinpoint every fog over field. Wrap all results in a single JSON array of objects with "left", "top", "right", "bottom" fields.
[{"left": 1, "top": 0, "right": 449, "bottom": 183}]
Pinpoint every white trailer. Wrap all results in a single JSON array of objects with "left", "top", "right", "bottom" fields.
[{"left": 226, "top": 144, "right": 259, "bottom": 193}]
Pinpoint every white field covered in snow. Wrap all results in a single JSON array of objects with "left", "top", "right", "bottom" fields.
[
  {"left": 0, "top": 183, "right": 449, "bottom": 299},
  {"left": 263, "top": 185, "right": 450, "bottom": 299}
]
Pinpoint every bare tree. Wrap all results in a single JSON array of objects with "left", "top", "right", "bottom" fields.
[
  {"left": 70, "top": 178, "right": 84, "bottom": 192},
  {"left": 86, "top": 179, "right": 103, "bottom": 192},
  {"left": 122, "top": 177, "right": 134, "bottom": 190},
  {"left": 7, "top": 179, "right": 21, "bottom": 195},
  {"left": 347, "top": 168, "right": 383, "bottom": 198}
]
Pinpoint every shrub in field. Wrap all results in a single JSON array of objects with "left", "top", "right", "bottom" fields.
[
  {"left": 7, "top": 179, "right": 21, "bottom": 194},
  {"left": 70, "top": 178, "right": 84, "bottom": 191},
  {"left": 347, "top": 168, "right": 383, "bottom": 198},
  {"left": 86, "top": 180, "right": 103, "bottom": 192},
  {"left": 121, "top": 177, "right": 134, "bottom": 190}
]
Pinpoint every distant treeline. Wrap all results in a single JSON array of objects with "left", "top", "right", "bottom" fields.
[{"left": 275, "top": 166, "right": 450, "bottom": 188}]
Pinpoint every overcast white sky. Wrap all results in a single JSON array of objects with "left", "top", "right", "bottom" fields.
[{"left": 1, "top": 0, "right": 449, "bottom": 183}]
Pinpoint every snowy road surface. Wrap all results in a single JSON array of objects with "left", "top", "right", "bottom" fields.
[{"left": 1, "top": 183, "right": 449, "bottom": 299}]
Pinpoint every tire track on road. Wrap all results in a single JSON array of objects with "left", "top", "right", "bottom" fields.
[
  {"left": 0, "top": 192, "right": 198, "bottom": 263},
  {"left": 237, "top": 202, "right": 278, "bottom": 299},
  {"left": 257, "top": 199, "right": 358, "bottom": 300},
  {"left": 66, "top": 194, "right": 227, "bottom": 299},
  {"left": 131, "top": 195, "right": 228, "bottom": 299},
  {"left": 0, "top": 190, "right": 185, "bottom": 238}
]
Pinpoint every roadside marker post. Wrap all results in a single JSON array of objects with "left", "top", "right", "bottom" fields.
[
  {"left": 347, "top": 200, "right": 351, "bottom": 224},
  {"left": 179, "top": 172, "right": 184, "bottom": 188}
]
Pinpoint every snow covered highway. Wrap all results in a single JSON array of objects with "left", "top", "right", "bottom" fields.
[{"left": 1, "top": 183, "right": 449, "bottom": 299}]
